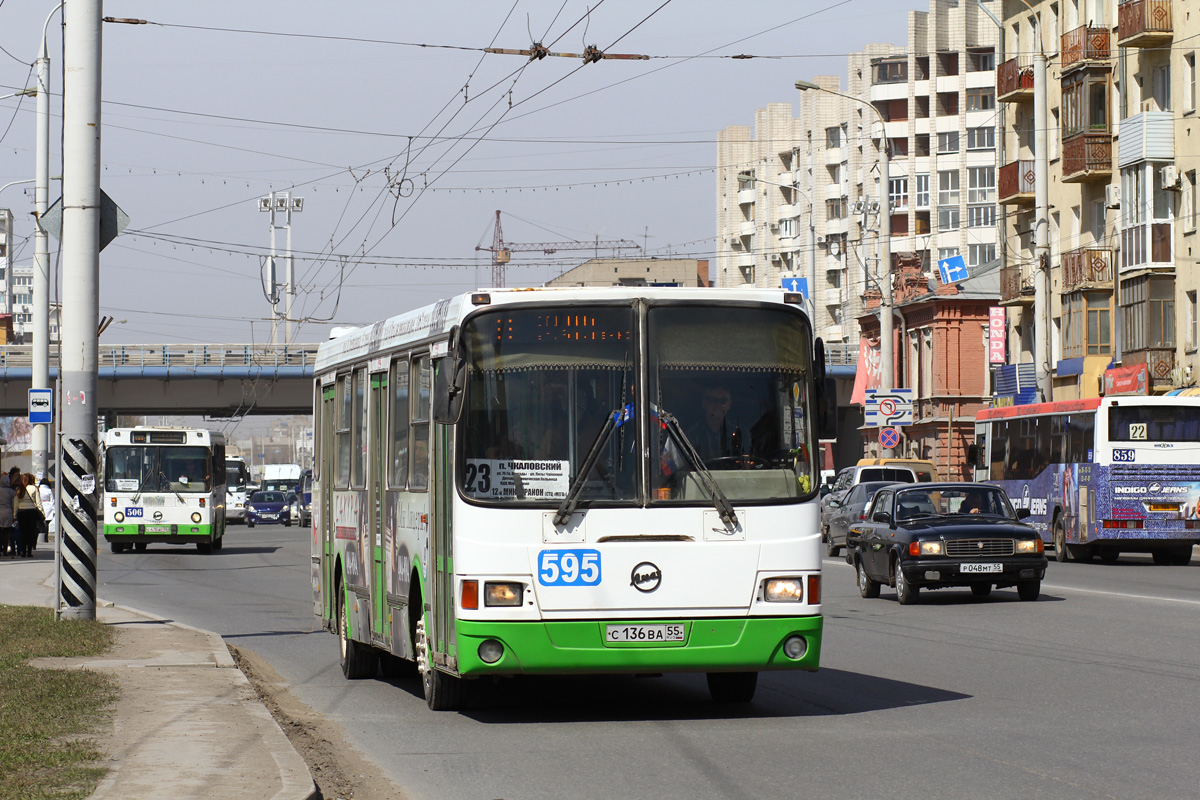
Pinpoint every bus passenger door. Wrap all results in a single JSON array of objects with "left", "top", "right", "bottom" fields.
[
  {"left": 316, "top": 383, "right": 336, "bottom": 620},
  {"left": 370, "top": 371, "right": 388, "bottom": 642}
]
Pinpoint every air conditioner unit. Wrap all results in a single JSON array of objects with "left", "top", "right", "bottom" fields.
[
  {"left": 1104, "top": 184, "right": 1121, "bottom": 208},
  {"left": 816, "top": 235, "right": 827, "bottom": 246},
  {"left": 770, "top": 253, "right": 782, "bottom": 262},
  {"left": 769, "top": 222, "right": 780, "bottom": 231},
  {"left": 1161, "top": 165, "right": 1181, "bottom": 190}
]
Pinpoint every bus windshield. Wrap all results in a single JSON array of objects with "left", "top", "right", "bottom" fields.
[
  {"left": 107, "top": 446, "right": 212, "bottom": 493},
  {"left": 649, "top": 305, "right": 815, "bottom": 501},
  {"left": 225, "top": 459, "right": 250, "bottom": 489},
  {"left": 1109, "top": 405, "right": 1200, "bottom": 442},
  {"left": 456, "top": 302, "right": 816, "bottom": 506},
  {"left": 459, "top": 305, "right": 638, "bottom": 504}
]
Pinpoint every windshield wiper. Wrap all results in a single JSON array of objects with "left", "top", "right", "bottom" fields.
[
  {"left": 161, "top": 471, "right": 186, "bottom": 503},
  {"left": 657, "top": 407, "right": 739, "bottom": 529},
  {"left": 554, "top": 405, "right": 630, "bottom": 526}
]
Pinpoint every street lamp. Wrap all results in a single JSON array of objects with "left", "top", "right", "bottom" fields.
[{"left": 796, "top": 79, "right": 896, "bottom": 453}]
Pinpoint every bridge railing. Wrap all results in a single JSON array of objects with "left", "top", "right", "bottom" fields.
[{"left": 0, "top": 343, "right": 321, "bottom": 369}]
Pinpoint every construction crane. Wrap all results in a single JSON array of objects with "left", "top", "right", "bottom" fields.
[{"left": 476, "top": 210, "right": 641, "bottom": 287}]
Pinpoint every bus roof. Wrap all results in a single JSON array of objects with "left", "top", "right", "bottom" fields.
[
  {"left": 977, "top": 394, "right": 1200, "bottom": 422},
  {"left": 103, "top": 426, "right": 224, "bottom": 446},
  {"left": 314, "top": 286, "right": 807, "bottom": 373}
]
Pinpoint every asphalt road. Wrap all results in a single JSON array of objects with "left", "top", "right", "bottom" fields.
[{"left": 97, "top": 528, "right": 1200, "bottom": 800}]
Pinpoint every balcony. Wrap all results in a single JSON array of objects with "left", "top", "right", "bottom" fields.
[
  {"left": 1061, "top": 246, "right": 1114, "bottom": 292},
  {"left": 824, "top": 288, "right": 843, "bottom": 306},
  {"left": 1123, "top": 347, "right": 1175, "bottom": 388},
  {"left": 738, "top": 220, "right": 756, "bottom": 237},
  {"left": 1061, "top": 133, "right": 1113, "bottom": 183},
  {"left": 1060, "top": 26, "right": 1111, "bottom": 72},
  {"left": 1117, "top": 0, "right": 1172, "bottom": 48},
  {"left": 1120, "top": 222, "right": 1172, "bottom": 271},
  {"left": 997, "top": 57, "right": 1034, "bottom": 102},
  {"left": 998, "top": 161, "right": 1036, "bottom": 205},
  {"left": 737, "top": 188, "right": 756, "bottom": 205},
  {"left": 1000, "top": 263, "right": 1035, "bottom": 305}
]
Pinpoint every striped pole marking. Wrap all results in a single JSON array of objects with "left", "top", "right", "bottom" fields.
[{"left": 58, "top": 435, "right": 97, "bottom": 620}]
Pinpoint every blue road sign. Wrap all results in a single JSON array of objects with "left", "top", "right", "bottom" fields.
[
  {"left": 880, "top": 427, "right": 901, "bottom": 449},
  {"left": 28, "top": 388, "right": 53, "bottom": 424},
  {"left": 938, "top": 254, "right": 969, "bottom": 284},
  {"left": 781, "top": 276, "right": 808, "bottom": 299}
]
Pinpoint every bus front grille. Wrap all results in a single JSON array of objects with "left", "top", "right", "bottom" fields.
[{"left": 944, "top": 539, "right": 1015, "bottom": 558}]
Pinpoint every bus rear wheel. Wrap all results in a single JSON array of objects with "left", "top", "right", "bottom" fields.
[
  {"left": 707, "top": 671, "right": 757, "bottom": 703},
  {"left": 338, "top": 585, "right": 378, "bottom": 679},
  {"left": 1152, "top": 545, "right": 1193, "bottom": 566},
  {"left": 1053, "top": 518, "right": 1069, "bottom": 563},
  {"left": 415, "top": 607, "right": 463, "bottom": 710}
]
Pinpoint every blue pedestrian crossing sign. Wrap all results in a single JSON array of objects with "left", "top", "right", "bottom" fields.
[
  {"left": 781, "top": 276, "right": 808, "bottom": 300},
  {"left": 938, "top": 254, "right": 969, "bottom": 285}
]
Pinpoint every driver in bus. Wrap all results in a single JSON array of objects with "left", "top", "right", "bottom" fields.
[{"left": 687, "top": 383, "right": 740, "bottom": 462}]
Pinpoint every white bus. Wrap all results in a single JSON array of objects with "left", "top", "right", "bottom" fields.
[
  {"left": 972, "top": 395, "right": 1200, "bottom": 565},
  {"left": 102, "top": 427, "right": 227, "bottom": 553},
  {"left": 226, "top": 455, "right": 251, "bottom": 523},
  {"left": 311, "top": 287, "right": 834, "bottom": 709}
]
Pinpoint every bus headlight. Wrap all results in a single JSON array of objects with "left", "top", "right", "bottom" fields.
[
  {"left": 113, "top": 512, "right": 125, "bottom": 523},
  {"left": 191, "top": 512, "right": 202, "bottom": 523},
  {"left": 1016, "top": 538, "right": 1043, "bottom": 554},
  {"left": 764, "top": 578, "right": 803, "bottom": 602},
  {"left": 484, "top": 582, "right": 523, "bottom": 607}
]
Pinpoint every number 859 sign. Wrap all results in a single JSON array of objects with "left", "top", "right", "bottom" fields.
[{"left": 538, "top": 549, "right": 602, "bottom": 586}]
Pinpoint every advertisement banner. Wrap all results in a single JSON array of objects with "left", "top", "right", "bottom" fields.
[
  {"left": 1104, "top": 363, "right": 1149, "bottom": 396},
  {"left": 850, "top": 335, "right": 881, "bottom": 406},
  {"left": 989, "top": 306, "right": 1006, "bottom": 364}
]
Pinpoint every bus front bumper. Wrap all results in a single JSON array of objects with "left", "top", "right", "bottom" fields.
[
  {"left": 104, "top": 524, "right": 214, "bottom": 544},
  {"left": 453, "top": 615, "right": 822, "bottom": 676}
]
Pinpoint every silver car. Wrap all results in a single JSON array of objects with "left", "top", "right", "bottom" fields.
[{"left": 825, "top": 481, "right": 897, "bottom": 558}]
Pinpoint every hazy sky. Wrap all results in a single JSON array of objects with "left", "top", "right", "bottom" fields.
[{"left": 0, "top": 0, "right": 920, "bottom": 345}]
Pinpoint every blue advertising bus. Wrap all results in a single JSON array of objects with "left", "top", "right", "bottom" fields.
[{"left": 972, "top": 396, "right": 1200, "bottom": 565}]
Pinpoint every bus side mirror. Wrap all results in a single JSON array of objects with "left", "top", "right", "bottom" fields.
[
  {"left": 432, "top": 328, "right": 466, "bottom": 425},
  {"left": 813, "top": 338, "right": 838, "bottom": 439}
]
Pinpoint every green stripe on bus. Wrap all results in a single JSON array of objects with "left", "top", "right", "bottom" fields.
[
  {"left": 452, "top": 616, "right": 822, "bottom": 676},
  {"left": 104, "top": 525, "right": 214, "bottom": 536}
]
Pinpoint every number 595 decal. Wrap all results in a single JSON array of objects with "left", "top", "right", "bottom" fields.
[{"left": 538, "top": 549, "right": 601, "bottom": 586}]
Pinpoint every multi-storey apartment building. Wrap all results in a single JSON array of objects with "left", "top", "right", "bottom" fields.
[
  {"left": 999, "top": 0, "right": 1199, "bottom": 398},
  {"left": 716, "top": 0, "right": 1002, "bottom": 474}
]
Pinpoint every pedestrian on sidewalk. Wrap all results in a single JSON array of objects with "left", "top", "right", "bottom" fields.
[
  {"left": 0, "top": 471, "right": 13, "bottom": 557},
  {"left": 15, "top": 473, "right": 45, "bottom": 558},
  {"left": 38, "top": 476, "right": 55, "bottom": 542}
]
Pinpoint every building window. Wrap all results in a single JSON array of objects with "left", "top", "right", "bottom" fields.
[
  {"left": 1061, "top": 72, "right": 1109, "bottom": 139},
  {"left": 1190, "top": 291, "right": 1198, "bottom": 350},
  {"left": 938, "top": 207, "right": 960, "bottom": 231},
  {"left": 826, "top": 126, "right": 842, "bottom": 149},
  {"left": 937, "top": 131, "right": 960, "bottom": 154},
  {"left": 889, "top": 177, "right": 909, "bottom": 211},
  {"left": 1120, "top": 275, "right": 1175, "bottom": 351},
  {"left": 1152, "top": 64, "right": 1171, "bottom": 112},
  {"left": 1186, "top": 53, "right": 1197, "bottom": 114},
  {"left": 968, "top": 205, "right": 996, "bottom": 227},
  {"left": 875, "top": 60, "right": 907, "bottom": 84},
  {"left": 966, "top": 87, "right": 996, "bottom": 111},
  {"left": 1186, "top": 171, "right": 1198, "bottom": 234},
  {"left": 915, "top": 174, "right": 930, "bottom": 208},
  {"left": 1063, "top": 291, "right": 1112, "bottom": 358},
  {"left": 968, "top": 49, "right": 995, "bottom": 72},
  {"left": 967, "top": 167, "right": 995, "bottom": 203},
  {"left": 968, "top": 243, "right": 996, "bottom": 267},
  {"left": 937, "top": 91, "right": 958, "bottom": 116},
  {"left": 779, "top": 217, "right": 796, "bottom": 238},
  {"left": 826, "top": 198, "right": 846, "bottom": 219},
  {"left": 938, "top": 170, "right": 959, "bottom": 205},
  {"left": 967, "top": 126, "right": 995, "bottom": 150},
  {"left": 938, "top": 247, "right": 960, "bottom": 263}
]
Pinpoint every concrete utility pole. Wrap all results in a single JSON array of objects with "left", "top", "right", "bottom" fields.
[
  {"left": 1020, "top": 0, "right": 1052, "bottom": 402},
  {"left": 796, "top": 79, "right": 894, "bottom": 454},
  {"left": 33, "top": 4, "right": 63, "bottom": 482},
  {"left": 57, "top": 0, "right": 102, "bottom": 620},
  {"left": 260, "top": 191, "right": 302, "bottom": 345}
]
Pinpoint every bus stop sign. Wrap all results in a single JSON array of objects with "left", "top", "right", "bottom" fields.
[{"left": 28, "top": 388, "right": 53, "bottom": 424}]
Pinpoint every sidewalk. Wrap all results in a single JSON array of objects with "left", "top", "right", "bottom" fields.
[{"left": 0, "top": 543, "right": 318, "bottom": 800}]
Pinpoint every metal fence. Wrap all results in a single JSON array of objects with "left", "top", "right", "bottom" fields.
[{"left": 0, "top": 343, "right": 321, "bottom": 369}]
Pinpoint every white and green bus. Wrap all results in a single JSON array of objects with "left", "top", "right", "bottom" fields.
[
  {"left": 102, "top": 427, "right": 227, "bottom": 554},
  {"left": 311, "top": 287, "right": 835, "bottom": 709}
]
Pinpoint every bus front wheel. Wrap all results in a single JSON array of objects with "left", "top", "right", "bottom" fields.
[
  {"left": 338, "top": 585, "right": 378, "bottom": 680},
  {"left": 415, "top": 607, "right": 463, "bottom": 710},
  {"left": 707, "top": 671, "right": 757, "bottom": 703}
]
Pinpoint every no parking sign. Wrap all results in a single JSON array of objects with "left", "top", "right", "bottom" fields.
[{"left": 880, "top": 427, "right": 900, "bottom": 450}]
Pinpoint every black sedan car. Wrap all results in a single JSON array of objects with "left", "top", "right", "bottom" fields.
[
  {"left": 846, "top": 483, "right": 1046, "bottom": 604},
  {"left": 824, "top": 480, "right": 896, "bottom": 558}
]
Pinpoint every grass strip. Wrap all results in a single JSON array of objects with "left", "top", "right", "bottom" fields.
[{"left": 0, "top": 605, "right": 117, "bottom": 800}]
